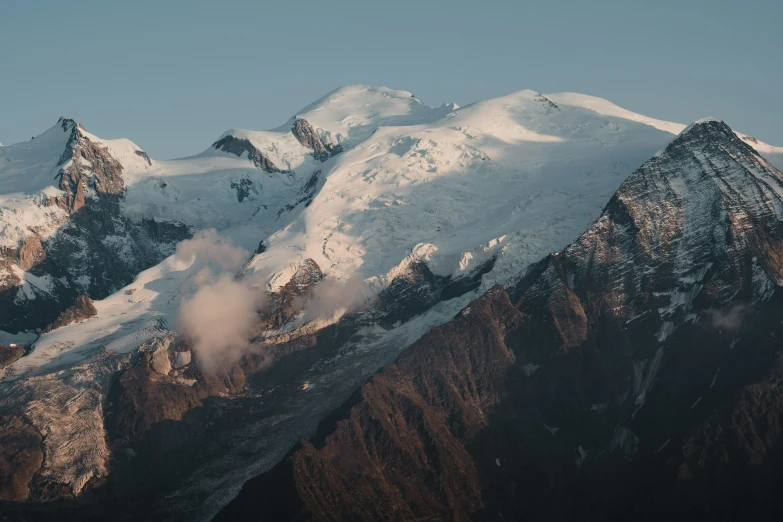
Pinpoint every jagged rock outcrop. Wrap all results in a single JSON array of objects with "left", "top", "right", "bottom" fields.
[
  {"left": 276, "top": 170, "right": 320, "bottom": 217},
  {"left": 16, "top": 234, "right": 46, "bottom": 272},
  {"left": 230, "top": 177, "right": 254, "bottom": 202},
  {"left": 261, "top": 259, "right": 323, "bottom": 329},
  {"left": 54, "top": 119, "right": 125, "bottom": 214},
  {"left": 0, "top": 235, "right": 48, "bottom": 291},
  {"left": 296, "top": 288, "right": 521, "bottom": 521},
  {"left": 107, "top": 355, "right": 204, "bottom": 447},
  {"left": 291, "top": 119, "right": 342, "bottom": 162},
  {"left": 41, "top": 295, "right": 97, "bottom": 333},
  {"left": 212, "top": 135, "right": 288, "bottom": 173},
  {"left": 134, "top": 149, "right": 152, "bottom": 165},
  {"left": 219, "top": 121, "right": 783, "bottom": 521},
  {"left": 534, "top": 92, "right": 560, "bottom": 112},
  {"left": 373, "top": 258, "right": 496, "bottom": 329}
]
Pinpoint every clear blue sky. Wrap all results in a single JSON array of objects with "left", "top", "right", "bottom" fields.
[{"left": 1, "top": 0, "right": 780, "bottom": 159}]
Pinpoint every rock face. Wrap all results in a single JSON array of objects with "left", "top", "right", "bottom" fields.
[
  {"left": 230, "top": 177, "right": 254, "bottom": 202},
  {"left": 212, "top": 135, "right": 289, "bottom": 173},
  {"left": 54, "top": 119, "right": 125, "bottom": 214},
  {"left": 16, "top": 234, "right": 47, "bottom": 272},
  {"left": 107, "top": 354, "right": 204, "bottom": 447},
  {"left": 261, "top": 259, "right": 323, "bottom": 330},
  {"left": 0, "top": 415, "right": 43, "bottom": 501},
  {"left": 41, "top": 295, "right": 97, "bottom": 333},
  {"left": 218, "top": 121, "right": 783, "bottom": 521},
  {"left": 291, "top": 118, "right": 342, "bottom": 162},
  {"left": 134, "top": 149, "right": 152, "bottom": 166},
  {"left": 373, "top": 258, "right": 496, "bottom": 329}
]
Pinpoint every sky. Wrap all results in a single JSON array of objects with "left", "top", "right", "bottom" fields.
[{"left": 1, "top": 0, "right": 780, "bottom": 159}]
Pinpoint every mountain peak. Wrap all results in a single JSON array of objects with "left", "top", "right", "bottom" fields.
[
  {"left": 677, "top": 116, "right": 725, "bottom": 136},
  {"left": 55, "top": 116, "right": 79, "bottom": 134},
  {"left": 299, "top": 84, "right": 419, "bottom": 110},
  {"left": 667, "top": 117, "right": 742, "bottom": 148}
]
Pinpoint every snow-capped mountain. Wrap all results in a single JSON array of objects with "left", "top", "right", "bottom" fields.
[
  {"left": 1, "top": 85, "right": 782, "bottom": 521},
  {"left": 218, "top": 119, "right": 783, "bottom": 522}
]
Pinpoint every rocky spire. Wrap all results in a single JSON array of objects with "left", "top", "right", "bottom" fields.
[
  {"left": 291, "top": 118, "right": 342, "bottom": 162},
  {"left": 54, "top": 120, "right": 125, "bottom": 214}
]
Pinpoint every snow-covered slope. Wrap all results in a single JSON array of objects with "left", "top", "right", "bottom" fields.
[
  {"left": 244, "top": 88, "right": 683, "bottom": 293},
  {"left": 5, "top": 86, "right": 688, "bottom": 370},
  {"left": 735, "top": 131, "right": 783, "bottom": 170},
  {"left": 546, "top": 92, "right": 687, "bottom": 134},
  {"left": 547, "top": 92, "right": 783, "bottom": 170},
  {"left": 0, "top": 121, "right": 72, "bottom": 247}
]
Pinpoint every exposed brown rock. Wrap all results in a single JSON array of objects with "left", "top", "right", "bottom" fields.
[
  {"left": 41, "top": 295, "right": 97, "bottom": 333},
  {"left": 291, "top": 118, "right": 342, "bottom": 162},
  {"left": 55, "top": 121, "right": 125, "bottom": 214},
  {"left": 0, "top": 416, "right": 43, "bottom": 501},
  {"left": 16, "top": 234, "right": 46, "bottom": 272},
  {"left": 106, "top": 338, "right": 253, "bottom": 448},
  {"left": 680, "top": 353, "right": 783, "bottom": 476},
  {"left": 226, "top": 288, "right": 522, "bottom": 522},
  {"left": 106, "top": 355, "right": 204, "bottom": 447},
  {"left": 1, "top": 121, "right": 190, "bottom": 334},
  {"left": 0, "top": 343, "right": 25, "bottom": 369},
  {"left": 544, "top": 255, "right": 587, "bottom": 352},
  {"left": 0, "top": 256, "right": 21, "bottom": 292},
  {"left": 1, "top": 210, "right": 191, "bottom": 334}
]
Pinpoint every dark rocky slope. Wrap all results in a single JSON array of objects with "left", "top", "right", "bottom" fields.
[
  {"left": 217, "top": 120, "right": 783, "bottom": 521},
  {"left": 0, "top": 252, "right": 498, "bottom": 520}
]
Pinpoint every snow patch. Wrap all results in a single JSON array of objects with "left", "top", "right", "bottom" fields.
[{"left": 522, "top": 363, "right": 540, "bottom": 376}]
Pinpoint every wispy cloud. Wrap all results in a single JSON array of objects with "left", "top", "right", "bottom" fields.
[
  {"left": 705, "top": 304, "right": 746, "bottom": 331},
  {"left": 174, "top": 229, "right": 265, "bottom": 374}
]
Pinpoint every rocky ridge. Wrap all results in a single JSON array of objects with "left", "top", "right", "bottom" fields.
[{"left": 211, "top": 135, "right": 290, "bottom": 173}]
